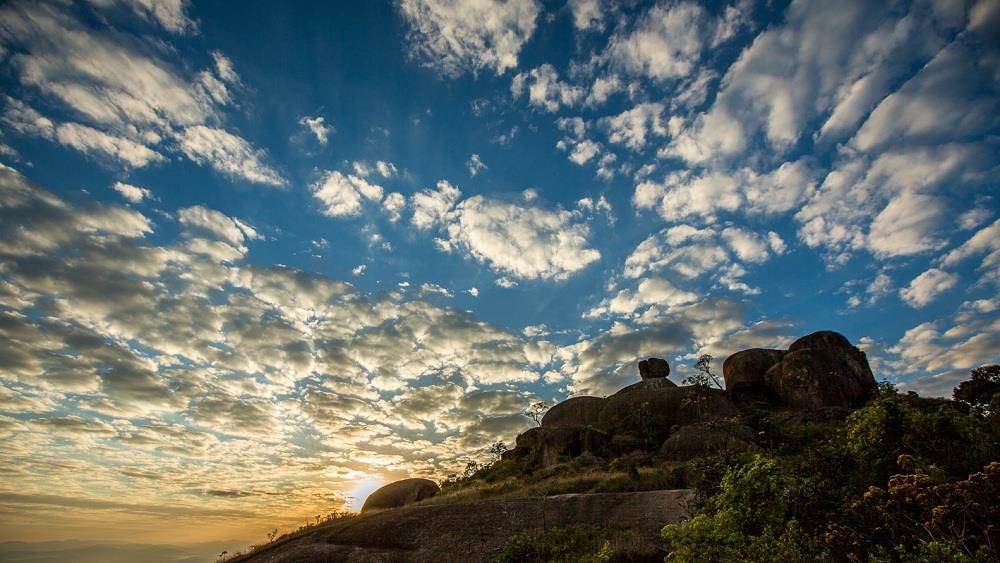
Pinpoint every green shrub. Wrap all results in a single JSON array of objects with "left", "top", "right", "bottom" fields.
[{"left": 491, "top": 524, "right": 621, "bottom": 563}]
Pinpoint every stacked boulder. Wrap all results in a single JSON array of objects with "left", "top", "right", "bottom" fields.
[
  {"left": 723, "top": 330, "right": 876, "bottom": 409},
  {"left": 510, "top": 330, "right": 877, "bottom": 467},
  {"left": 512, "top": 356, "right": 739, "bottom": 467}
]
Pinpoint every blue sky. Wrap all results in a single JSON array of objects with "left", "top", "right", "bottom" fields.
[{"left": 0, "top": 0, "right": 998, "bottom": 548}]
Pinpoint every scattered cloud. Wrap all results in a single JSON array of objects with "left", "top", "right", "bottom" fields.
[
  {"left": 396, "top": 0, "right": 541, "bottom": 77},
  {"left": 466, "top": 153, "right": 487, "bottom": 176},
  {"left": 900, "top": 268, "right": 958, "bottom": 308},
  {"left": 311, "top": 170, "right": 384, "bottom": 217},
  {"left": 299, "top": 116, "right": 334, "bottom": 145},
  {"left": 112, "top": 181, "right": 153, "bottom": 203}
]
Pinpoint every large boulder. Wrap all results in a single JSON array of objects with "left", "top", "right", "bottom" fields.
[
  {"left": 596, "top": 385, "right": 737, "bottom": 445},
  {"left": 361, "top": 478, "right": 440, "bottom": 512},
  {"left": 541, "top": 396, "right": 606, "bottom": 428},
  {"left": 765, "top": 330, "right": 876, "bottom": 409},
  {"left": 723, "top": 348, "right": 786, "bottom": 398},
  {"left": 638, "top": 357, "right": 670, "bottom": 380},
  {"left": 660, "top": 421, "right": 760, "bottom": 460},
  {"left": 612, "top": 377, "right": 678, "bottom": 397}
]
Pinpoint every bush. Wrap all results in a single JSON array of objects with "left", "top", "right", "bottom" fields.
[{"left": 492, "top": 524, "right": 621, "bottom": 563}]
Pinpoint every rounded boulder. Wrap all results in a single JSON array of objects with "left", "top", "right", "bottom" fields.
[
  {"left": 723, "top": 348, "right": 786, "bottom": 398},
  {"left": 361, "top": 478, "right": 440, "bottom": 513},
  {"left": 541, "top": 396, "right": 606, "bottom": 428},
  {"left": 765, "top": 331, "right": 876, "bottom": 409},
  {"left": 638, "top": 358, "right": 670, "bottom": 380}
]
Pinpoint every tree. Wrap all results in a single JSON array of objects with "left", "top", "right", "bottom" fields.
[
  {"left": 954, "top": 364, "right": 1000, "bottom": 412},
  {"left": 526, "top": 401, "right": 550, "bottom": 426},
  {"left": 683, "top": 354, "right": 723, "bottom": 389},
  {"left": 488, "top": 439, "right": 508, "bottom": 462}
]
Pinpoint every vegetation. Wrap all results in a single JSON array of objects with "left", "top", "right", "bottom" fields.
[
  {"left": 661, "top": 369, "right": 1000, "bottom": 562},
  {"left": 491, "top": 524, "right": 635, "bottom": 563}
]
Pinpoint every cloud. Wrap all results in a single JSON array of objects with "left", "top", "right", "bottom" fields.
[
  {"left": 89, "top": 0, "right": 198, "bottom": 34},
  {"left": 466, "top": 153, "right": 487, "bottom": 176},
  {"left": 0, "top": 2, "right": 282, "bottom": 185},
  {"left": 299, "top": 116, "right": 334, "bottom": 145},
  {"left": 940, "top": 218, "right": 1000, "bottom": 288},
  {"left": 634, "top": 158, "right": 816, "bottom": 223},
  {"left": 383, "top": 192, "right": 407, "bottom": 222},
  {"left": 602, "top": 103, "right": 666, "bottom": 151},
  {"left": 432, "top": 193, "right": 601, "bottom": 281},
  {"left": 567, "top": 0, "right": 607, "bottom": 31},
  {"left": 899, "top": 268, "right": 958, "bottom": 308},
  {"left": 112, "top": 181, "right": 153, "bottom": 203},
  {"left": 794, "top": 143, "right": 994, "bottom": 263},
  {"left": 604, "top": 1, "right": 718, "bottom": 81},
  {"left": 663, "top": 0, "right": 955, "bottom": 163},
  {"left": 623, "top": 224, "right": 779, "bottom": 294},
  {"left": 178, "top": 126, "right": 286, "bottom": 186},
  {"left": 511, "top": 64, "right": 584, "bottom": 112},
  {"left": 56, "top": 123, "right": 166, "bottom": 168},
  {"left": 411, "top": 180, "right": 461, "bottom": 230},
  {"left": 311, "top": 170, "right": 385, "bottom": 217},
  {"left": 396, "top": 0, "right": 541, "bottom": 78},
  {"left": 586, "top": 278, "right": 699, "bottom": 319}
]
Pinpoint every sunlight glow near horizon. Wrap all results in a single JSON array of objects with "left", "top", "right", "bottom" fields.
[{"left": 345, "top": 477, "right": 387, "bottom": 511}]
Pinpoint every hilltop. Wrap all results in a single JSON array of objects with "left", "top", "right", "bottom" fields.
[{"left": 229, "top": 331, "right": 999, "bottom": 562}]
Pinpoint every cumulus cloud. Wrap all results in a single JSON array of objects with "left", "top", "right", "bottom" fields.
[
  {"left": 55, "top": 123, "right": 165, "bottom": 168},
  {"left": 112, "top": 181, "right": 153, "bottom": 203},
  {"left": 299, "top": 115, "right": 334, "bottom": 145},
  {"left": 899, "top": 268, "right": 958, "bottom": 308},
  {"left": 623, "top": 224, "right": 779, "bottom": 294},
  {"left": 428, "top": 192, "right": 601, "bottom": 282},
  {"left": 311, "top": 170, "right": 385, "bottom": 218},
  {"left": 604, "top": 1, "right": 719, "bottom": 81},
  {"left": 940, "top": 218, "right": 1000, "bottom": 288},
  {"left": 0, "top": 1, "right": 282, "bottom": 185},
  {"left": 511, "top": 64, "right": 584, "bottom": 112},
  {"left": 567, "top": 0, "right": 607, "bottom": 31},
  {"left": 664, "top": 0, "right": 956, "bottom": 163},
  {"left": 396, "top": 0, "right": 541, "bottom": 78},
  {"left": 634, "top": 159, "right": 816, "bottom": 223},
  {"left": 411, "top": 180, "right": 461, "bottom": 230},
  {"left": 795, "top": 144, "right": 992, "bottom": 262},
  {"left": 178, "top": 126, "right": 286, "bottom": 186}
]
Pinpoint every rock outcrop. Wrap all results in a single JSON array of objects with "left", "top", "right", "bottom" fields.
[
  {"left": 541, "top": 396, "right": 605, "bottom": 428},
  {"left": 510, "top": 330, "right": 876, "bottom": 466},
  {"left": 361, "top": 478, "right": 440, "bottom": 513},
  {"left": 723, "top": 348, "right": 786, "bottom": 399},
  {"left": 660, "top": 421, "right": 759, "bottom": 460},
  {"left": 765, "top": 331, "right": 876, "bottom": 409},
  {"left": 723, "top": 331, "right": 876, "bottom": 409}
]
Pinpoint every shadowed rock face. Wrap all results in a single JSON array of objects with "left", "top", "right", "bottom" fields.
[
  {"left": 596, "top": 386, "right": 737, "bottom": 438},
  {"left": 764, "top": 330, "right": 876, "bottom": 409},
  {"left": 661, "top": 421, "right": 760, "bottom": 460},
  {"left": 541, "top": 396, "right": 606, "bottom": 428},
  {"left": 361, "top": 479, "right": 440, "bottom": 513},
  {"left": 723, "top": 348, "right": 786, "bottom": 398}
]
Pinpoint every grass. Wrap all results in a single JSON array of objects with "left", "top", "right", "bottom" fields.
[{"left": 424, "top": 459, "right": 690, "bottom": 506}]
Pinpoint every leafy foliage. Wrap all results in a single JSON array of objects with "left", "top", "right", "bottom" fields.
[
  {"left": 955, "top": 364, "right": 1000, "bottom": 413},
  {"left": 662, "top": 367, "right": 1000, "bottom": 562},
  {"left": 492, "top": 524, "right": 624, "bottom": 563}
]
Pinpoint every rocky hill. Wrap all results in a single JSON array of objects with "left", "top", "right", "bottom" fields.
[{"left": 226, "top": 330, "right": 1000, "bottom": 561}]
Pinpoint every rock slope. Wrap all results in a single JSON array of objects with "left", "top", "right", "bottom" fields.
[{"left": 232, "top": 490, "right": 692, "bottom": 563}]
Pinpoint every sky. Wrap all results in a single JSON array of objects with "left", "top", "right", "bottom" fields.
[{"left": 0, "top": 0, "right": 998, "bottom": 553}]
